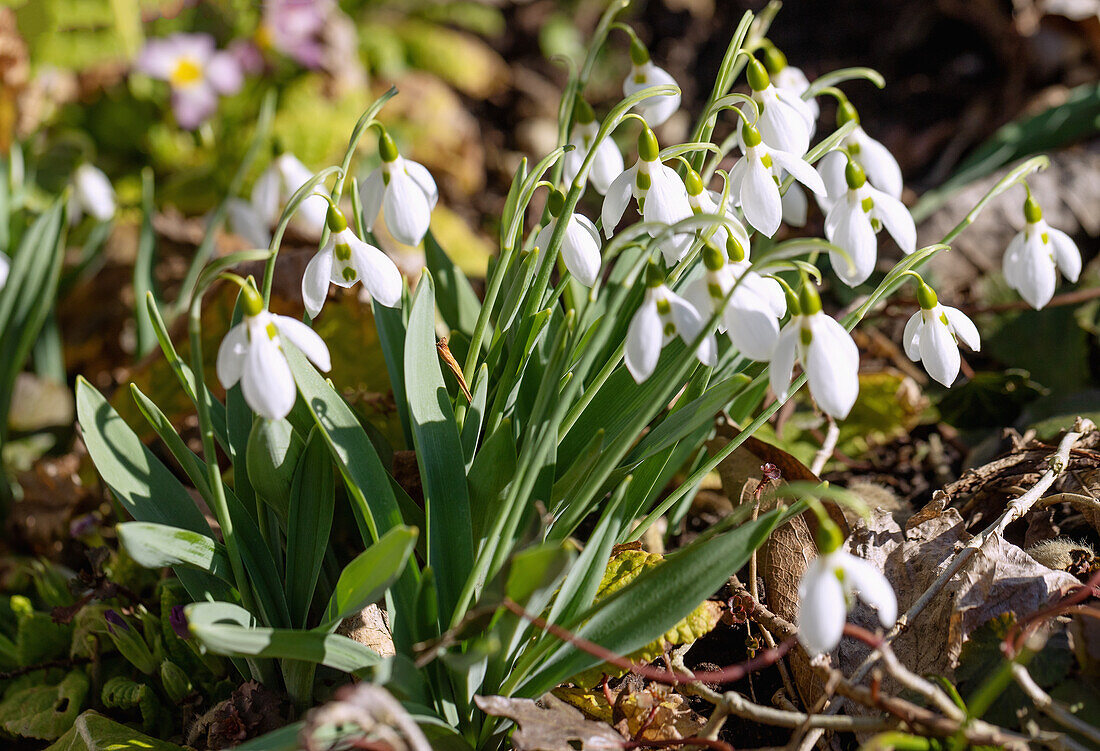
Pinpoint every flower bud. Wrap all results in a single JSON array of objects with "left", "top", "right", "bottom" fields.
[
  {"left": 916, "top": 280, "right": 938, "bottom": 310},
  {"left": 637, "top": 125, "right": 660, "bottom": 162},
  {"left": 160, "top": 660, "right": 193, "bottom": 703},
  {"left": 169, "top": 605, "right": 190, "bottom": 641},
  {"left": 702, "top": 243, "right": 725, "bottom": 271},
  {"left": 762, "top": 44, "right": 788, "bottom": 75},
  {"left": 746, "top": 58, "right": 771, "bottom": 92},
  {"left": 799, "top": 283, "right": 823, "bottom": 315},
  {"left": 104, "top": 610, "right": 158, "bottom": 675},
  {"left": 784, "top": 285, "right": 801, "bottom": 316},
  {"left": 836, "top": 101, "right": 860, "bottom": 127},
  {"left": 246, "top": 416, "right": 304, "bottom": 517},
  {"left": 1024, "top": 194, "right": 1043, "bottom": 224}
]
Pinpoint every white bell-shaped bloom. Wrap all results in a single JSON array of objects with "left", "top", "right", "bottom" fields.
[
  {"left": 728, "top": 123, "right": 826, "bottom": 238},
  {"left": 764, "top": 46, "right": 819, "bottom": 121},
  {"left": 359, "top": 131, "right": 438, "bottom": 247},
  {"left": 534, "top": 193, "right": 602, "bottom": 287},
  {"left": 781, "top": 183, "right": 809, "bottom": 228},
  {"left": 602, "top": 125, "right": 692, "bottom": 243},
  {"left": 216, "top": 292, "right": 331, "bottom": 420},
  {"left": 302, "top": 206, "right": 403, "bottom": 318},
  {"left": 797, "top": 545, "right": 897, "bottom": 656},
  {"left": 1003, "top": 196, "right": 1081, "bottom": 310},
  {"left": 69, "top": 164, "right": 116, "bottom": 224},
  {"left": 903, "top": 281, "right": 980, "bottom": 387},
  {"left": 684, "top": 244, "right": 786, "bottom": 361},
  {"left": 625, "top": 266, "right": 717, "bottom": 383},
  {"left": 226, "top": 198, "right": 272, "bottom": 249},
  {"left": 251, "top": 152, "right": 329, "bottom": 236},
  {"left": 745, "top": 59, "right": 814, "bottom": 156},
  {"left": 622, "top": 39, "right": 680, "bottom": 127},
  {"left": 770, "top": 285, "right": 859, "bottom": 419},
  {"left": 823, "top": 160, "right": 915, "bottom": 287},
  {"left": 562, "top": 99, "right": 625, "bottom": 195},
  {"left": 817, "top": 103, "right": 903, "bottom": 207}
]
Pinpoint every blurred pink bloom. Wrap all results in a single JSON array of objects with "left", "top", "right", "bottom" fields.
[
  {"left": 258, "top": 0, "right": 331, "bottom": 68},
  {"left": 228, "top": 39, "right": 265, "bottom": 76},
  {"left": 137, "top": 33, "right": 243, "bottom": 129}
]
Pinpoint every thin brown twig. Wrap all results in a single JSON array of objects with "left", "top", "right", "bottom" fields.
[{"left": 0, "top": 656, "right": 92, "bottom": 680}]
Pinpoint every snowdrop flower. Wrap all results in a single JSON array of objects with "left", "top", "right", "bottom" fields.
[
  {"left": 744, "top": 58, "right": 815, "bottom": 156},
  {"left": 817, "top": 102, "right": 903, "bottom": 206},
  {"left": 217, "top": 284, "right": 331, "bottom": 420},
  {"left": 1003, "top": 195, "right": 1081, "bottom": 310},
  {"left": 226, "top": 198, "right": 272, "bottom": 249},
  {"left": 770, "top": 284, "right": 859, "bottom": 419},
  {"left": 797, "top": 525, "right": 897, "bottom": 657},
  {"left": 359, "top": 130, "right": 438, "bottom": 247},
  {"left": 625, "top": 264, "right": 717, "bottom": 383},
  {"left": 823, "top": 159, "right": 915, "bottom": 287},
  {"left": 562, "top": 98, "right": 625, "bottom": 195},
  {"left": 622, "top": 37, "right": 680, "bottom": 128},
  {"left": 602, "top": 125, "right": 692, "bottom": 243},
  {"left": 903, "top": 279, "right": 980, "bottom": 386},
  {"left": 251, "top": 152, "right": 329, "bottom": 236},
  {"left": 302, "top": 203, "right": 402, "bottom": 318},
  {"left": 534, "top": 190, "right": 602, "bottom": 287},
  {"left": 137, "top": 33, "right": 244, "bottom": 130},
  {"left": 684, "top": 168, "right": 751, "bottom": 262},
  {"left": 684, "top": 243, "right": 787, "bottom": 361},
  {"left": 69, "top": 164, "right": 116, "bottom": 224},
  {"left": 763, "top": 44, "right": 818, "bottom": 121},
  {"left": 729, "top": 123, "right": 826, "bottom": 237}
]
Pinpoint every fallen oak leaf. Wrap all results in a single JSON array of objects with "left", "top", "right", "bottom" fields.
[{"left": 474, "top": 694, "right": 624, "bottom": 751}]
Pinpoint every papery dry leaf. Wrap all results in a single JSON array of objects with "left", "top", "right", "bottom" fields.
[
  {"left": 474, "top": 694, "right": 624, "bottom": 751},
  {"left": 841, "top": 508, "right": 1079, "bottom": 684},
  {"left": 554, "top": 683, "right": 705, "bottom": 743}
]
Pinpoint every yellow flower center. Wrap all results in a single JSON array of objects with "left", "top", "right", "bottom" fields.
[
  {"left": 254, "top": 24, "right": 274, "bottom": 50},
  {"left": 170, "top": 57, "right": 203, "bottom": 88}
]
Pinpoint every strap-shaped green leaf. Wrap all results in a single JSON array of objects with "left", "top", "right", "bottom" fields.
[
  {"left": 320, "top": 525, "right": 417, "bottom": 631},
  {"left": 404, "top": 272, "right": 474, "bottom": 622},
  {"left": 117, "top": 522, "right": 232, "bottom": 584},
  {"left": 285, "top": 427, "right": 335, "bottom": 628},
  {"left": 425, "top": 229, "right": 481, "bottom": 338}
]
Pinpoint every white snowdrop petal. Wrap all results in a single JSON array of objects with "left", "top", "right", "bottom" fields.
[
  {"left": 942, "top": 306, "right": 981, "bottom": 352},
  {"left": 871, "top": 189, "right": 916, "bottom": 254},
  {"left": 591, "top": 137, "right": 625, "bottom": 195},
  {"left": 758, "top": 95, "right": 810, "bottom": 155},
  {"left": 358, "top": 170, "right": 385, "bottom": 231},
  {"left": 918, "top": 311, "right": 961, "bottom": 387},
  {"left": 797, "top": 559, "right": 847, "bottom": 656},
  {"left": 902, "top": 311, "right": 922, "bottom": 362},
  {"left": 0, "top": 254, "right": 8, "bottom": 289},
  {"left": 625, "top": 300, "right": 663, "bottom": 383},
  {"left": 727, "top": 303, "right": 780, "bottom": 361},
  {"left": 562, "top": 215, "right": 603, "bottom": 287},
  {"left": 627, "top": 62, "right": 681, "bottom": 127},
  {"left": 741, "top": 158, "right": 782, "bottom": 237},
  {"left": 274, "top": 315, "right": 332, "bottom": 372},
  {"left": 816, "top": 150, "right": 847, "bottom": 210},
  {"left": 601, "top": 166, "right": 636, "bottom": 238},
  {"left": 1049, "top": 228, "right": 1082, "bottom": 283},
  {"left": 827, "top": 204, "right": 877, "bottom": 287},
  {"left": 643, "top": 164, "right": 692, "bottom": 227},
  {"left": 226, "top": 198, "right": 272, "bottom": 249},
  {"left": 383, "top": 170, "right": 432, "bottom": 246},
  {"left": 250, "top": 165, "right": 282, "bottom": 226},
  {"left": 1020, "top": 232, "right": 1058, "bottom": 309},
  {"left": 806, "top": 315, "right": 859, "bottom": 418},
  {"left": 74, "top": 165, "right": 116, "bottom": 222},
  {"left": 770, "top": 149, "right": 827, "bottom": 197},
  {"left": 216, "top": 322, "right": 249, "bottom": 388},
  {"left": 769, "top": 323, "right": 800, "bottom": 401},
  {"left": 302, "top": 247, "right": 334, "bottom": 318},
  {"left": 351, "top": 239, "right": 403, "bottom": 308},
  {"left": 781, "top": 182, "right": 808, "bottom": 227},
  {"left": 855, "top": 128, "right": 903, "bottom": 198},
  {"left": 403, "top": 159, "right": 439, "bottom": 210},
  {"left": 1002, "top": 232, "right": 1026, "bottom": 291},
  {"left": 243, "top": 337, "right": 297, "bottom": 420},
  {"left": 841, "top": 554, "right": 898, "bottom": 628},
  {"left": 668, "top": 292, "right": 716, "bottom": 366}
]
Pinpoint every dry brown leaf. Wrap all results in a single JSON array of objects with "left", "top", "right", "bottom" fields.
[
  {"left": 474, "top": 694, "right": 624, "bottom": 751},
  {"left": 554, "top": 683, "right": 705, "bottom": 743},
  {"left": 841, "top": 507, "right": 1080, "bottom": 684}
]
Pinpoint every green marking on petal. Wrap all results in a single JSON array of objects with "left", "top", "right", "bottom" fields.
[
  {"left": 266, "top": 322, "right": 278, "bottom": 340},
  {"left": 656, "top": 298, "right": 671, "bottom": 315},
  {"left": 663, "top": 322, "right": 676, "bottom": 337},
  {"left": 760, "top": 152, "right": 773, "bottom": 170},
  {"left": 861, "top": 196, "right": 874, "bottom": 213},
  {"left": 334, "top": 242, "right": 352, "bottom": 261},
  {"left": 800, "top": 326, "right": 813, "bottom": 346}
]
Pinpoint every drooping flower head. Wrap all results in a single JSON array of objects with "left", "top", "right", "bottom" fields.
[
  {"left": 217, "top": 282, "right": 331, "bottom": 420},
  {"left": 684, "top": 168, "right": 751, "bottom": 264},
  {"left": 683, "top": 243, "right": 787, "bottom": 361},
  {"left": 602, "top": 124, "right": 692, "bottom": 246},
  {"left": 1003, "top": 194, "right": 1081, "bottom": 310},
  {"left": 903, "top": 278, "right": 980, "bottom": 387},
  {"left": 137, "top": 33, "right": 244, "bottom": 130},
  {"left": 817, "top": 101, "right": 903, "bottom": 205},
  {"left": 625, "top": 263, "right": 717, "bottom": 383},
  {"left": 769, "top": 283, "right": 859, "bottom": 419},
  {"left": 823, "top": 159, "right": 915, "bottom": 287},
  {"left": 562, "top": 97, "right": 625, "bottom": 195},
  {"left": 729, "top": 122, "right": 826, "bottom": 238},
  {"left": 534, "top": 189, "right": 602, "bottom": 287},
  {"left": 745, "top": 58, "right": 815, "bottom": 156},
  {"left": 302, "top": 202, "right": 403, "bottom": 318},
  {"left": 762, "top": 43, "right": 818, "bottom": 120},
  {"left": 251, "top": 151, "right": 330, "bottom": 236},
  {"left": 69, "top": 163, "right": 116, "bottom": 225},
  {"left": 622, "top": 35, "right": 680, "bottom": 128},
  {"left": 360, "top": 129, "right": 438, "bottom": 247},
  {"left": 797, "top": 522, "right": 897, "bottom": 657}
]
